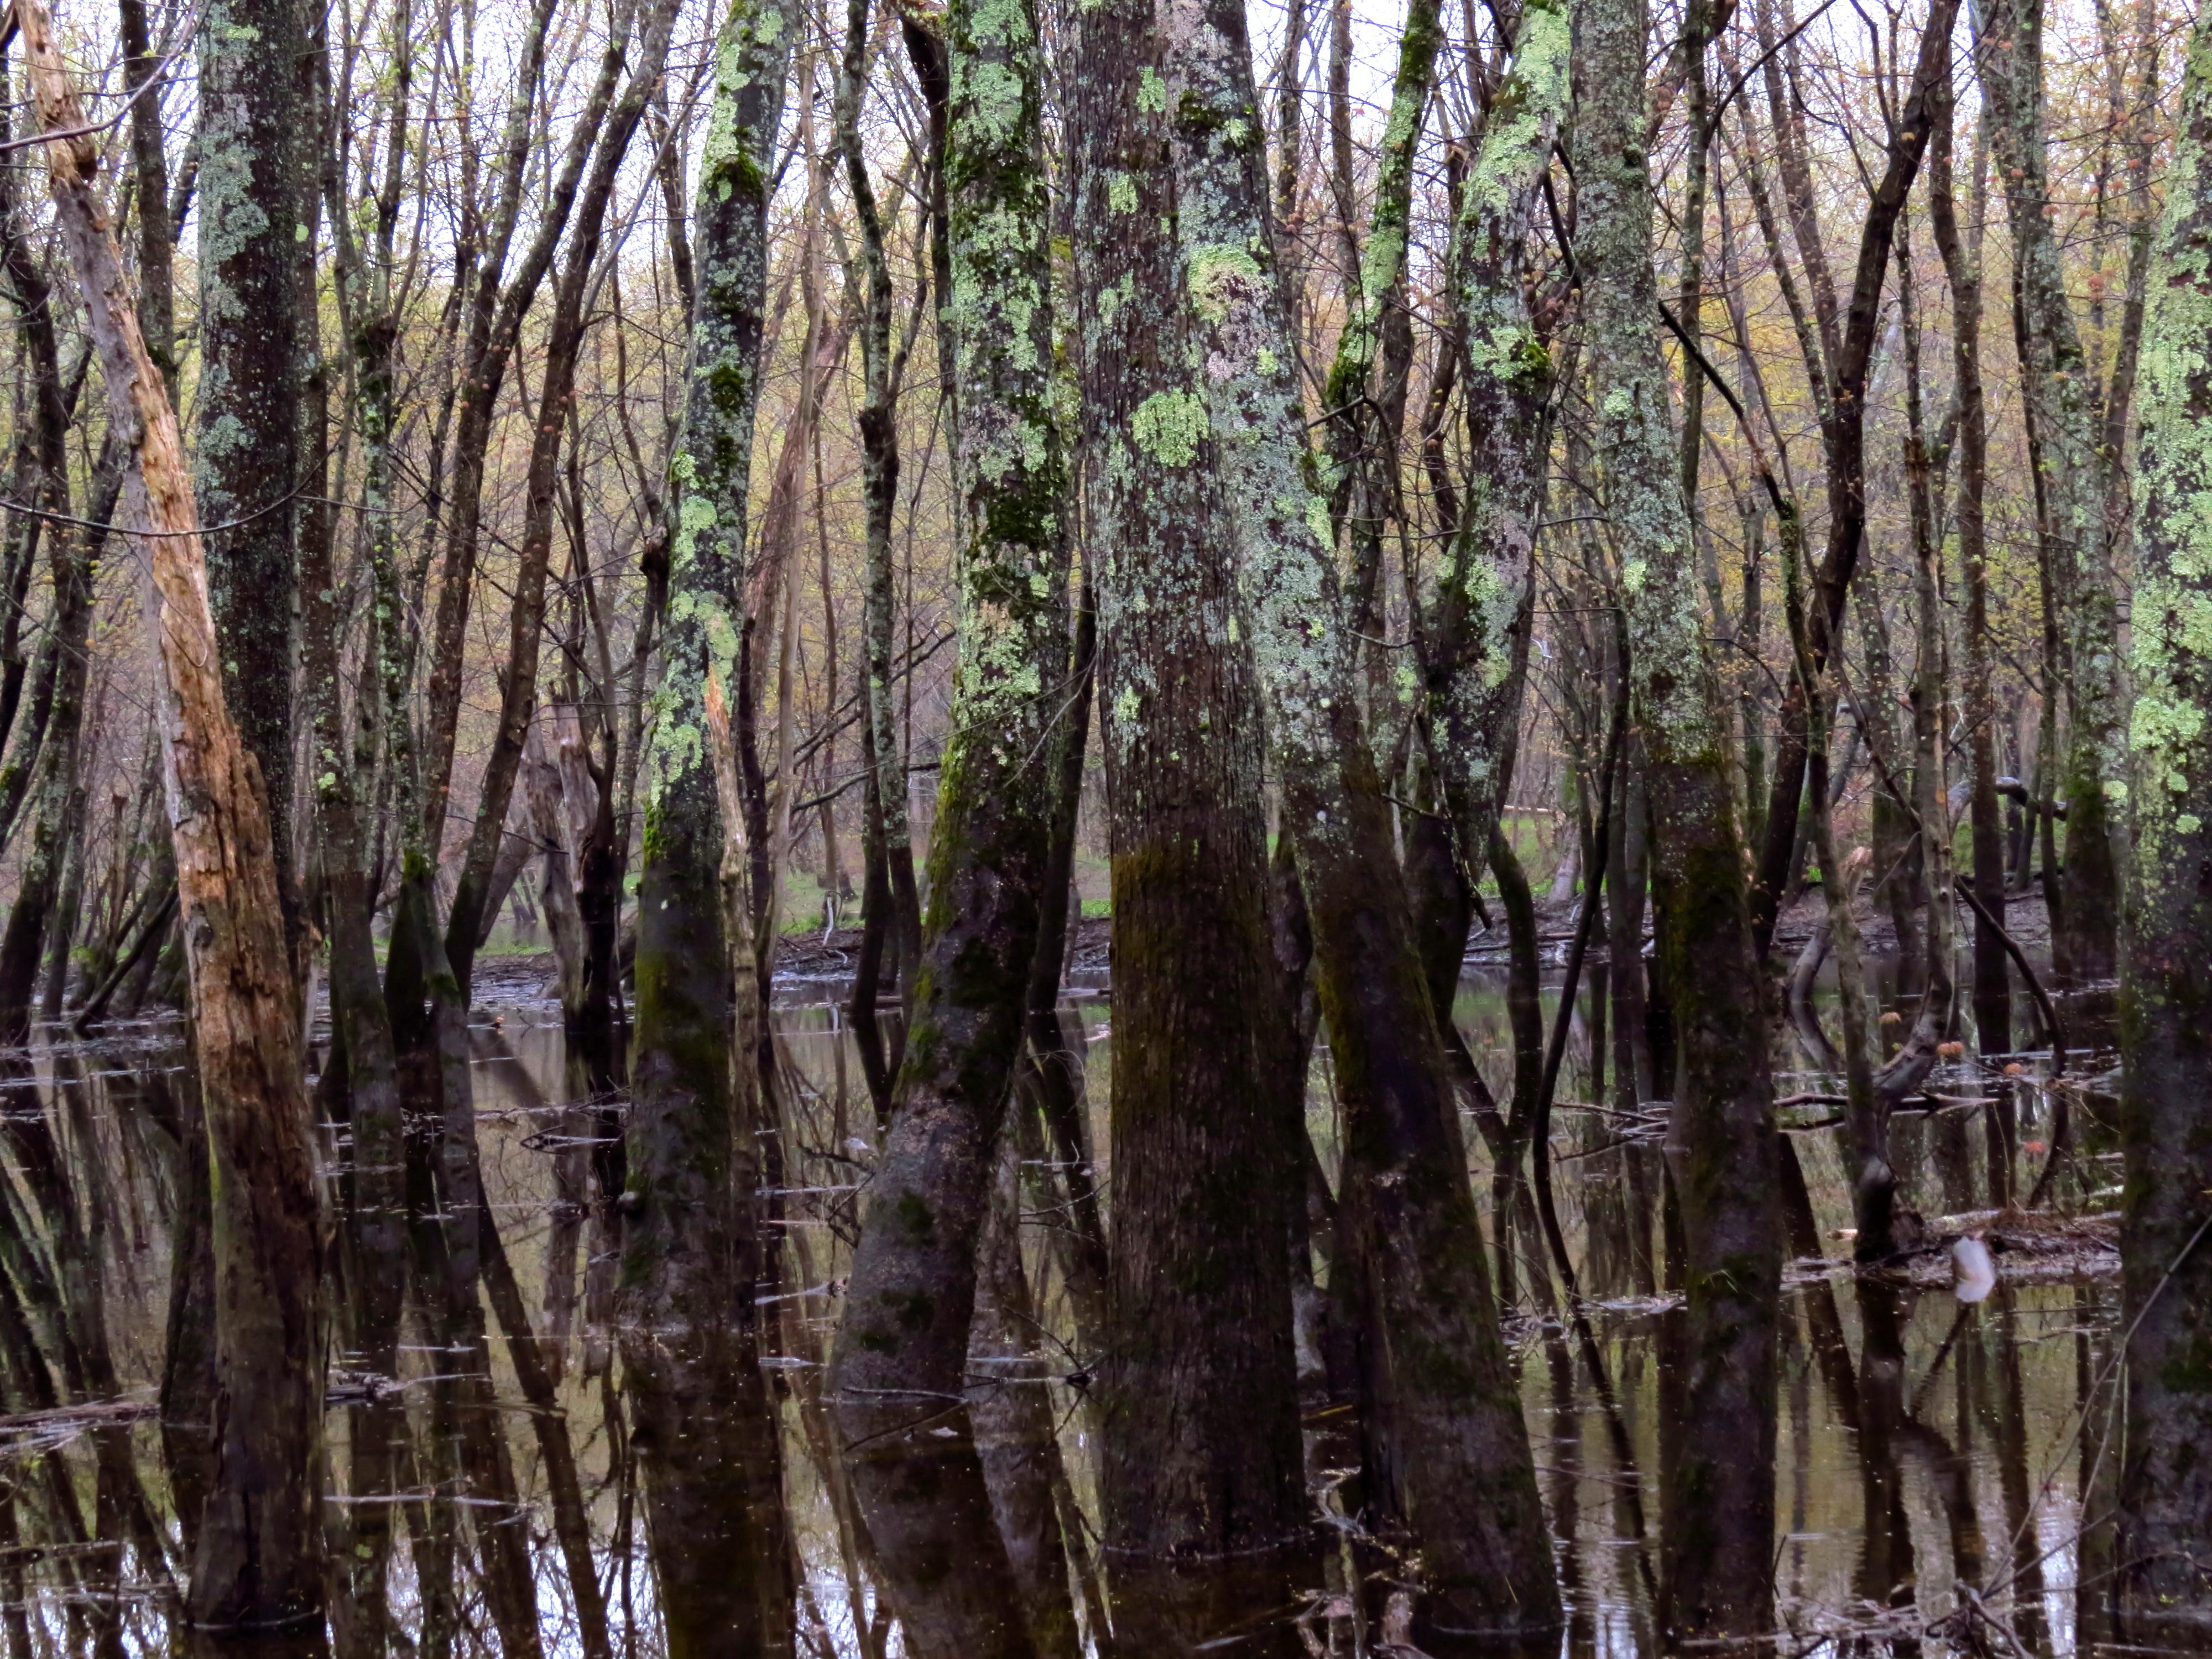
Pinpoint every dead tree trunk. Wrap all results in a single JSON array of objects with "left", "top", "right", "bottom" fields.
[{"left": 21, "top": 0, "right": 325, "bottom": 1636}]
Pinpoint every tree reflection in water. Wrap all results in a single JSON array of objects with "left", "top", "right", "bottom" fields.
[{"left": 0, "top": 973, "right": 2126, "bottom": 1656}]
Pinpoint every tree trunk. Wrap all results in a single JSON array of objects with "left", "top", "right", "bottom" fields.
[
  {"left": 196, "top": 0, "right": 304, "bottom": 959},
  {"left": 2115, "top": 11, "right": 2212, "bottom": 1641},
  {"left": 0, "top": 58, "right": 95, "bottom": 1042},
  {"left": 1068, "top": 0, "right": 1305, "bottom": 1567},
  {"left": 969, "top": 1134, "right": 1082, "bottom": 1659},
  {"left": 1930, "top": 75, "right": 2008, "bottom": 1055},
  {"left": 839, "top": 15, "right": 924, "bottom": 1028},
  {"left": 298, "top": 39, "right": 408, "bottom": 1640},
  {"left": 22, "top": 0, "right": 326, "bottom": 1634},
  {"left": 118, "top": 0, "right": 175, "bottom": 378},
  {"left": 1571, "top": 0, "right": 1781, "bottom": 1638},
  {"left": 1013, "top": 594, "right": 1107, "bottom": 1354},
  {"left": 0, "top": 505, "right": 93, "bottom": 1045},
  {"left": 522, "top": 731, "right": 589, "bottom": 1019},
  {"left": 1164, "top": 0, "right": 1559, "bottom": 1634},
  {"left": 1319, "top": 0, "right": 1439, "bottom": 696},
  {"left": 1415, "top": 0, "right": 1567, "bottom": 999},
  {"left": 826, "top": 0, "right": 1074, "bottom": 1645},
  {"left": 1979, "top": 0, "right": 2125, "bottom": 983},
  {"left": 624, "top": 0, "right": 799, "bottom": 1647}
]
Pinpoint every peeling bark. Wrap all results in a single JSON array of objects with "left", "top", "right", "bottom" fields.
[{"left": 20, "top": 0, "right": 325, "bottom": 1633}]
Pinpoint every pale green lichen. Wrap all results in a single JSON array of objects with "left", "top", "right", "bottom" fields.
[
  {"left": 2122, "top": 8, "right": 2212, "bottom": 883},
  {"left": 1456, "top": 0, "right": 1569, "bottom": 226},
  {"left": 643, "top": 0, "right": 795, "bottom": 818},
  {"left": 1131, "top": 389, "right": 1208, "bottom": 466},
  {"left": 1303, "top": 493, "right": 1333, "bottom": 552},
  {"left": 1187, "top": 243, "right": 1262, "bottom": 325}
]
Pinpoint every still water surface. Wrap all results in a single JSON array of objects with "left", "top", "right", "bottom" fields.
[{"left": 0, "top": 963, "right": 2121, "bottom": 1656}]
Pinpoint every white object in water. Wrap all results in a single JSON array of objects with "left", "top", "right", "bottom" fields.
[{"left": 1951, "top": 1235, "right": 1997, "bottom": 1303}]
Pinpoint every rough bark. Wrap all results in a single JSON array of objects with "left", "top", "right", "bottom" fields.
[
  {"left": 1068, "top": 0, "right": 1305, "bottom": 1563},
  {"left": 21, "top": 0, "right": 326, "bottom": 1634},
  {"left": 1571, "top": 0, "right": 1780, "bottom": 1637},
  {"left": 196, "top": 0, "right": 304, "bottom": 956},
  {"left": 1980, "top": 0, "right": 2126, "bottom": 982},
  {"left": 826, "top": 0, "right": 1074, "bottom": 1644},
  {"left": 1163, "top": 0, "right": 1558, "bottom": 1634},
  {"left": 624, "top": 0, "right": 798, "bottom": 1648},
  {"left": 2115, "top": 11, "right": 2212, "bottom": 1642}
]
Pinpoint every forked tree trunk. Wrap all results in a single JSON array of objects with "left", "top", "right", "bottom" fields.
[
  {"left": 1164, "top": 0, "right": 1559, "bottom": 1634},
  {"left": 1319, "top": 0, "right": 1439, "bottom": 656},
  {"left": 20, "top": 0, "right": 325, "bottom": 1636},
  {"left": 1411, "top": 0, "right": 1568, "bottom": 1013}
]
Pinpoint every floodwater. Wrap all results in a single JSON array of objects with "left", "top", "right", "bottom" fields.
[{"left": 0, "top": 951, "right": 2124, "bottom": 1656}]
